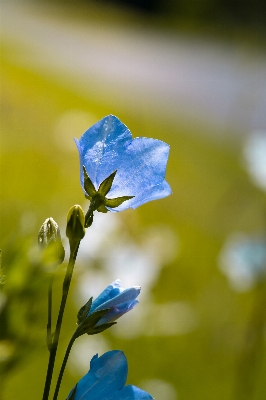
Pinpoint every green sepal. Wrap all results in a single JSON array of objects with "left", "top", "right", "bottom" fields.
[
  {"left": 98, "top": 170, "right": 117, "bottom": 197},
  {"left": 97, "top": 205, "right": 109, "bottom": 213},
  {"left": 83, "top": 166, "right": 96, "bottom": 197},
  {"left": 68, "top": 384, "right": 77, "bottom": 400},
  {"left": 75, "top": 309, "right": 110, "bottom": 337},
  {"left": 86, "top": 322, "right": 117, "bottom": 335},
  {"left": 77, "top": 297, "right": 93, "bottom": 324},
  {"left": 105, "top": 196, "right": 134, "bottom": 208}
]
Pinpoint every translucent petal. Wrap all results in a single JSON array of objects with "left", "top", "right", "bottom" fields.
[
  {"left": 107, "top": 137, "right": 170, "bottom": 199},
  {"left": 107, "top": 180, "right": 172, "bottom": 212},
  {"left": 75, "top": 115, "right": 132, "bottom": 190}
]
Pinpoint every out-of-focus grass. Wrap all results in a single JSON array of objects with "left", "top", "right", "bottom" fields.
[{"left": 1, "top": 35, "right": 266, "bottom": 400}]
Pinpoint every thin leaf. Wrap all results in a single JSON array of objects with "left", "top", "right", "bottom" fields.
[
  {"left": 105, "top": 196, "right": 134, "bottom": 208},
  {"left": 83, "top": 166, "right": 96, "bottom": 197},
  {"left": 98, "top": 170, "right": 117, "bottom": 197}
]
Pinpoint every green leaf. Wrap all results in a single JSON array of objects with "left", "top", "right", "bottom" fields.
[
  {"left": 98, "top": 170, "right": 117, "bottom": 197},
  {"left": 83, "top": 166, "right": 96, "bottom": 197},
  {"left": 105, "top": 196, "right": 134, "bottom": 208}
]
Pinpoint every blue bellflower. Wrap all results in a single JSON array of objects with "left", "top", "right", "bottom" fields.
[
  {"left": 75, "top": 115, "right": 171, "bottom": 212},
  {"left": 88, "top": 279, "right": 140, "bottom": 326},
  {"left": 67, "top": 350, "right": 153, "bottom": 400}
]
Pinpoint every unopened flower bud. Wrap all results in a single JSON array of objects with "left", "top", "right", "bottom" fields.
[
  {"left": 66, "top": 205, "right": 85, "bottom": 252},
  {"left": 38, "top": 218, "right": 65, "bottom": 264}
]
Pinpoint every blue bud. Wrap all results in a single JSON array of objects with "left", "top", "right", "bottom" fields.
[{"left": 88, "top": 279, "right": 140, "bottom": 326}]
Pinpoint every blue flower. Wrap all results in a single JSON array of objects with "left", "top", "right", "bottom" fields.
[
  {"left": 75, "top": 115, "right": 171, "bottom": 212},
  {"left": 67, "top": 350, "right": 153, "bottom": 400},
  {"left": 88, "top": 279, "right": 140, "bottom": 326}
]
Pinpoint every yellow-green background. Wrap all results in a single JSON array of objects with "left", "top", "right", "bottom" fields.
[{"left": 1, "top": 1, "right": 266, "bottom": 399}]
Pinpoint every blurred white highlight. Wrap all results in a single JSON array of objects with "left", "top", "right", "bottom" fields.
[
  {"left": 68, "top": 335, "right": 110, "bottom": 376},
  {"left": 141, "top": 379, "right": 177, "bottom": 400},
  {"left": 218, "top": 233, "right": 266, "bottom": 292},
  {"left": 73, "top": 211, "right": 186, "bottom": 338},
  {"left": 244, "top": 131, "right": 266, "bottom": 191},
  {"left": 112, "top": 300, "right": 197, "bottom": 338},
  {"left": 76, "top": 211, "right": 178, "bottom": 301}
]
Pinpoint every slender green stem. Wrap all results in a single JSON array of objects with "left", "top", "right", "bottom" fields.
[
  {"left": 42, "top": 243, "right": 80, "bottom": 400},
  {"left": 53, "top": 334, "right": 76, "bottom": 400},
  {"left": 46, "top": 277, "right": 53, "bottom": 351}
]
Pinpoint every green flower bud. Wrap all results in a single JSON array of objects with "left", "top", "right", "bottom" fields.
[
  {"left": 38, "top": 218, "right": 65, "bottom": 264},
  {"left": 66, "top": 205, "right": 86, "bottom": 252}
]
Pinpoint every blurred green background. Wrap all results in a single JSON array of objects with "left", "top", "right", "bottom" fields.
[{"left": 1, "top": 0, "right": 266, "bottom": 399}]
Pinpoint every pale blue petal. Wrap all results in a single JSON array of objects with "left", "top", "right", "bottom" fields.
[
  {"left": 108, "top": 180, "right": 172, "bottom": 212},
  {"left": 75, "top": 115, "right": 132, "bottom": 190},
  {"left": 96, "top": 300, "right": 139, "bottom": 325},
  {"left": 107, "top": 137, "right": 170, "bottom": 199},
  {"left": 71, "top": 351, "right": 128, "bottom": 400},
  {"left": 89, "top": 280, "right": 121, "bottom": 314},
  {"left": 94, "top": 287, "right": 141, "bottom": 312}
]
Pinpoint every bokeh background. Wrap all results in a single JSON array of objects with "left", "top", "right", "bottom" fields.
[{"left": 1, "top": 0, "right": 266, "bottom": 399}]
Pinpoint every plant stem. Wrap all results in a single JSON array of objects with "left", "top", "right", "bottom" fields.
[
  {"left": 42, "top": 243, "right": 80, "bottom": 400},
  {"left": 53, "top": 334, "right": 76, "bottom": 400},
  {"left": 46, "top": 277, "right": 53, "bottom": 351}
]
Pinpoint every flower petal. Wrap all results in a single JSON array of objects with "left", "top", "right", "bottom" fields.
[
  {"left": 109, "top": 385, "right": 154, "bottom": 400},
  {"left": 89, "top": 280, "right": 121, "bottom": 314},
  {"left": 96, "top": 300, "right": 139, "bottom": 325},
  {"left": 94, "top": 287, "right": 141, "bottom": 312},
  {"left": 75, "top": 115, "right": 132, "bottom": 190},
  {"left": 71, "top": 351, "right": 128, "bottom": 400},
  {"left": 107, "top": 137, "right": 170, "bottom": 199},
  {"left": 75, "top": 115, "right": 171, "bottom": 211},
  {"left": 108, "top": 180, "right": 172, "bottom": 212}
]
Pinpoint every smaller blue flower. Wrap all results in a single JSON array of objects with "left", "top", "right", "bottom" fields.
[
  {"left": 75, "top": 115, "right": 172, "bottom": 213},
  {"left": 88, "top": 279, "right": 140, "bottom": 326},
  {"left": 67, "top": 350, "right": 153, "bottom": 400}
]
